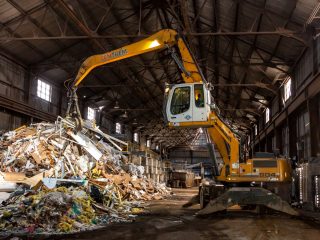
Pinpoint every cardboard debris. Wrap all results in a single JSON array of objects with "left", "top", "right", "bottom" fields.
[
  {"left": 0, "top": 118, "right": 171, "bottom": 234},
  {"left": 1, "top": 169, "right": 54, "bottom": 188}
]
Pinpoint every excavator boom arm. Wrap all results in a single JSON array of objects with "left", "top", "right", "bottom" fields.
[
  {"left": 72, "top": 29, "right": 203, "bottom": 88},
  {"left": 69, "top": 28, "right": 240, "bottom": 178},
  {"left": 208, "top": 112, "right": 240, "bottom": 179}
]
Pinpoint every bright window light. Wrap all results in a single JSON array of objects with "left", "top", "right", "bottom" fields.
[
  {"left": 115, "top": 122, "right": 121, "bottom": 134},
  {"left": 147, "top": 139, "right": 151, "bottom": 148},
  {"left": 284, "top": 77, "right": 292, "bottom": 102},
  {"left": 87, "top": 107, "right": 95, "bottom": 120},
  {"left": 265, "top": 108, "right": 270, "bottom": 123},
  {"left": 134, "top": 132, "right": 139, "bottom": 143},
  {"left": 254, "top": 125, "right": 258, "bottom": 135},
  {"left": 156, "top": 145, "right": 159, "bottom": 151},
  {"left": 37, "top": 79, "right": 51, "bottom": 102}
]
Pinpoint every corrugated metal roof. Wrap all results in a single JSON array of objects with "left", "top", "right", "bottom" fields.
[
  {"left": 0, "top": 0, "right": 317, "bottom": 146},
  {"left": 0, "top": 1, "right": 20, "bottom": 23}
]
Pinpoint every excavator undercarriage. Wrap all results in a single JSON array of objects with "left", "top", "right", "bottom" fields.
[
  {"left": 183, "top": 183, "right": 298, "bottom": 216},
  {"left": 198, "top": 185, "right": 298, "bottom": 216}
]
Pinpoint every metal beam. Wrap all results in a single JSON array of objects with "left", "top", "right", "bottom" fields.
[
  {"left": 265, "top": 0, "right": 299, "bottom": 68},
  {"left": 212, "top": 0, "right": 220, "bottom": 98},
  {"left": 179, "top": 0, "right": 196, "bottom": 53},
  {"left": 0, "top": 22, "right": 48, "bottom": 58},
  {"left": 49, "top": 0, "right": 155, "bottom": 117},
  {"left": 225, "top": 0, "right": 239, "bottom": 116},
  {"left": 1, "top": 1, "right": 47, "bottom": 27},
  {"left": 0, "top": 31, "right": 304, "bottom": 42},
  {"left": 100, "top": 0, "right": 163, "bottom": 112},
  {"left": 231, "top": 0, "right": 266, "bottom": 119},
  {"left": 55, "top": 0, "right": 106, "bottom": 51},
  {"left": 79, "top": 83, "right": 275, "bottom": 88}
]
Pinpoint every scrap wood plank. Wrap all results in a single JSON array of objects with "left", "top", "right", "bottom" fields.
[
  {"left": 91, "top": 202, "right": 118, "bottom": 214},
  {"left": 0, "top": 168, "right": 54, "bottom": 187},
  {"left": 31, "top": 152, "right": 42, "bottom": 164}
]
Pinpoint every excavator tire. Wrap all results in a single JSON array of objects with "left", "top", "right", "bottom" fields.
[{"left": 200, "top": 186, "right": 210, "bottom": 209}]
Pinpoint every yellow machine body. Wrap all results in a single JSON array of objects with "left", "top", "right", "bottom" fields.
[
  {"left": 67, "top": 29, "right": 294, "bottom": 214},
  {"left": 166, "top": 86, "right": 292, "bottom": 184}
]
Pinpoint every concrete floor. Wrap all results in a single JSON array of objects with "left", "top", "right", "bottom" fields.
[
  {"left": 0, "top": 189, "right": 312, "bottom": 240},
  {"left": 56, "top": 188, "right": 320, "bottom": 240}
]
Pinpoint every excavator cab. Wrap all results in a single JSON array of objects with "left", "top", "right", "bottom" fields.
[{"left": 164, "top": 83, "right": 211, "bottom": 126}]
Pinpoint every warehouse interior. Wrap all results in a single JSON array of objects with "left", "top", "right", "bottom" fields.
[{"left": 0, "top": 0, "right": 320, "bottom": 239}]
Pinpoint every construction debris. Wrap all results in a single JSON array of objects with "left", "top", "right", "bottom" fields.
[{"left": 0, "top": 117, "right": 170, "bottom": 234}]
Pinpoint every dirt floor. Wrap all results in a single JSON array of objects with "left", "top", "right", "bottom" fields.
[
  {"left": 53, "top": 187, "right": 320, "bottom": 240},
  {"left": 4, "top": 188, "right": 320, "bottom": 240}
]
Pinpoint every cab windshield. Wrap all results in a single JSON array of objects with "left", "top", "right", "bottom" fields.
[{"left": 170, "top": 87, "right": 190, "bottom": 115}]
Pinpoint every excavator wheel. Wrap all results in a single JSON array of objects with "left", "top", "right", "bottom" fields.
[
  {"left": 241, "top": 204, "right": 256, "bottom": 210},
  {"left": 256, "top": 205, "right": 267, "bottom": 215},
  {"left": 200, "top": 186, "right": 210, "bottom": 209}
]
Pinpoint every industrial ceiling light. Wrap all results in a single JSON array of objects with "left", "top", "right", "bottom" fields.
[
  {"left": 132, "top": 118, "right": 138, "bottom": 125},
  {"left": 258, "top": 99, "right": 267, "bottom": 104},
  {"left": 121, "top": 111, "right": 128, "bottom": 118},
  {"left": 114, "top": 101, "right": 120, "bottom": 109}
]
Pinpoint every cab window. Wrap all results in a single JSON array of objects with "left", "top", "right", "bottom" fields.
[
  {"left": 170, "top": 87, "right": 190, "bottom": 115},
  {"left": 194, "top": 84, "right": 204, "bottom": 107}
]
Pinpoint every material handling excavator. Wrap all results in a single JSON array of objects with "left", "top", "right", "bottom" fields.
[{"left": 65, "top": 29, "right": 297, "bottom": 215}]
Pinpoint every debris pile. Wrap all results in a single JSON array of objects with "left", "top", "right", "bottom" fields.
[
  {"left": 1, "top": 187, "right": 97, "bottom": 233},
  {"left": 0, "top": 117, "right": 170, "bottom": 234}
]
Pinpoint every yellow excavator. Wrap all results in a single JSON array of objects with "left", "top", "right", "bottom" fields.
[{"left": 66, "top": 29, "right": 297, "bottom": 215}]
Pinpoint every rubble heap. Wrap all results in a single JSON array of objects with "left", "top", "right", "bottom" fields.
[
  {"left": 0, "top": 118, "right": 170, "bottom": 234},
  {"left": 1, "top": 187, "right": 99, "bottom": 233}
]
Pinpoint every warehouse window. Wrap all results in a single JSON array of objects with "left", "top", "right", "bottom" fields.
[
  {"left": 265, "top": 108, "right": 270, "bottom": 123},
  {"left": 87, "top": 107, "right": 95, "bottom": 120},
  {"left": 134, "top": 132, "right": 139, "bottom": 143},
  {"left": 156, "top": 145, "right": 159, "bottom": 151},
  {"left": 284, "top": 77, "right": 292, "bottom": 102},
  {"left": 146, "top": 139, "right": 151, "bottom": 148},
  {"left": 115, "top": 122, "right": 121, "bottom": 134},
  {"left": 37, "top": 79, "right": 51, "bottom": 102}
]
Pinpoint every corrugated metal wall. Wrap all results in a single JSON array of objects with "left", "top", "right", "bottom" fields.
[
  {"left": 294, "top": 45, "right": 313, "bottom": 90},
  {"left": 0, "top": 55, "right": 62, "bottom": 130},
  {"left": 0, "top": 55, "right": 135, "bottom": 140},
  {"left": 0, "top": 56, "right": 26, "bottom": 101},
  {"left": 252, "top": 37, "right": 320, "bottom": 208}
]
